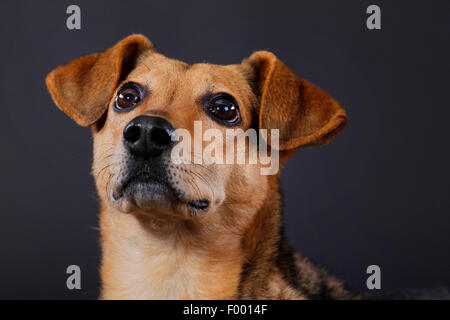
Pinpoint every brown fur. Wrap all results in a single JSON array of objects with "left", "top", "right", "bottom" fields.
[{"left": 46, "top": 34, "right": 354, "bottom": 300}]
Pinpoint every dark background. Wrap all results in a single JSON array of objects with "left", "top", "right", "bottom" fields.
[{"left": 0, "top": 0, "right": 448, "bottom": 299}]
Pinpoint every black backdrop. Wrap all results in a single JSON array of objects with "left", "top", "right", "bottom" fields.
[{"left": 0, "top": 0, "right": 449, "bottom": 299}]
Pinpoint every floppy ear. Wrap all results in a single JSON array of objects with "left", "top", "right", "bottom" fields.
[
  {"left": 245, "top": 51, "right": 347, "bottom": 150},
  {"left": 45, "top": 34, "right": 153, "bottom": 127}
]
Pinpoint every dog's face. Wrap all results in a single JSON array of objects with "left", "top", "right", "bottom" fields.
[
  {"left": 93, "top": 52, "right": 261, "bottom": 219},
  {"left": 46, "top": 35, "right": 347, "bottom": 225}
]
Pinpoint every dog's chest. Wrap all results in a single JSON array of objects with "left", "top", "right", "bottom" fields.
[
  {"left": 114, "top": 246, "right": 203, "bottom": 299},
  {"left": 100, "top": 216, "right": 242, "bottom": 299}
]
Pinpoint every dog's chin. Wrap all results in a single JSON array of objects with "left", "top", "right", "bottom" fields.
[
  {"left": 119, "top": 180, "right": 173, "bottom": 212},
  {"left": 112, "top": 179, "right": 210, "bottom": 219}
]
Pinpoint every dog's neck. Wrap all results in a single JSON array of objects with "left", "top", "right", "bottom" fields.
[{"left": 98, "top": 178, "right": 285, "bottom": 300}]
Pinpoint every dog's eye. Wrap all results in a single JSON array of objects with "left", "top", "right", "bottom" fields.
[
  {"left": 205, "top": 94, "right": 241, "bottom": 126},
  {"left": 114, "top": 83, "right": 142, "bottom": 111}
]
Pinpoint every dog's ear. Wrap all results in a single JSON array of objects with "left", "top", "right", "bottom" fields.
[
  {"left": 245, "top": 51, "right": 347, "bottom": 150},
  {"left": 45, "top": 34, "right": 153, "bottom": 127}
]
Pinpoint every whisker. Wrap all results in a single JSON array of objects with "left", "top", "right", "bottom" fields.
[{"left": 191, "top": 171, "right": 215, "bottom": 199}]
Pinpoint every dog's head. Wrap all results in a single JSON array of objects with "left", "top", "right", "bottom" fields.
[{"left": 46, "top": 34, "right": 347, "bottom": 225}]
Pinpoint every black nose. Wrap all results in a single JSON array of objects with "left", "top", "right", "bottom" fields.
[{"left": 123, "top": 116, "right": 175, "bottom": 158}]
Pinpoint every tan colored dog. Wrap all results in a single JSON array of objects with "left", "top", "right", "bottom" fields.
[{"left": 46, "top": 34, "right": 353, "bottom": 299}]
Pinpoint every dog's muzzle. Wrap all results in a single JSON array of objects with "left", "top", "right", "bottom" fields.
[
  {"left": 113, "top": 115, "right": 211, "bottom": 215},
  {"left": 111, "top": 115, "right": 178, "bottom": 210}
]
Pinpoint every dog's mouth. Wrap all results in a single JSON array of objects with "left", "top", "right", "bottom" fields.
[
  {"left": 112, "top": 170, "right": 210, "bottom": 216},
  {"left": 186, "top": 199, "right": 210, "bottom": 211}
]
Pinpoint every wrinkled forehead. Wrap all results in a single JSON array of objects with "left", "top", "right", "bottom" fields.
[{"left": 127, "top": 52, "right": 255, "bottom": 106}]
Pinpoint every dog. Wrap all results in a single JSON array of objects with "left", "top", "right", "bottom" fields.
[{"left": 46, "top": 34, "right": 354, "bottom": 299}]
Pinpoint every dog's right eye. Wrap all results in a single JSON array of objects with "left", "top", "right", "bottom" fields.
[{"left": 114, "top": 83, "right": 142, "bottom": 111}]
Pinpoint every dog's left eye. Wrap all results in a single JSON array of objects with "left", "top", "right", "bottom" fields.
[
  {"left": 205, "top": 94, "right": 241, "bottom": 126},
  {"left": 114, "top": 83, "right": 142, "bottom": 111}
]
